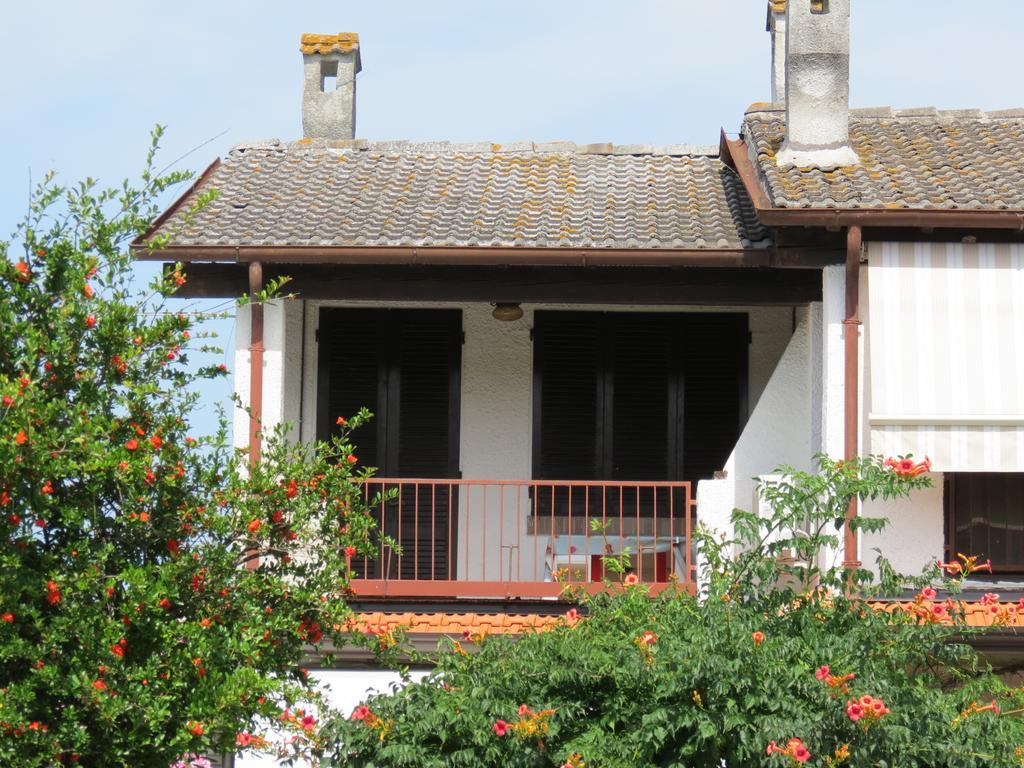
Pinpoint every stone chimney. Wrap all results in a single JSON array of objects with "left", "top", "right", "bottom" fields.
[
  {"left": 767, "top": 2, "right": 786, "bottom": 104},
  {"left": 300, "top": 33, "right": 362, "bottom": 140},
  {"left": 776, "top": 1, "right": 859, "bottom": 169}
]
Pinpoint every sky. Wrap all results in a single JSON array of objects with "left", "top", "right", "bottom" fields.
[{"left": 3, "top": 0, "right": 1023, "bottom": 437}]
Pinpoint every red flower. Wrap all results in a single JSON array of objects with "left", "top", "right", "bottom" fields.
[
  {"left": 158, "top": 598, "right": 172, "bottom": 610},
  {"left": 247, "top": 519, "right": 262, "bottom": 534},
  {"left": 187, "top": 721, "right": 204, "bottom": 736},
  {"left": 1, "top": 612, "right": 13, "bottom": 622},
  {"left": 344, "top": 545, "right": 357, "bottom": 558},
  {"left": 752, "top": 631, "right": 765, "bottom": 646},
  {"left": 920, "top": 587, "right": 937, "bottom": 600},
  {"left": 2, "top": 395, "right": 12, "bottom": 406},
  {"left": 14, "top": 261, "right": 29, "bottom": 280},
  {"left": 886, "top": 456, "right": 931, "bottom": 477},
  {"left": 111, "top": 644, "right": 125, "bottom": 658},
  {"left": 167, "top": 539, "right": 180, "bottom": 556},
  {"left": 236, "top": 732, "right": 254, "bottom": 747},
  {"left": 92, "top": 680, "right": 107, "bottom": 691},
  {"left": 85, "top": 315, "right": 97, "bottom": 329},
  {"left": 565, "top": 608, "right": 579, "bottom": 623},
  {"left": 41, "top": 481, "right": 54, "bottom": 495},
  {"left": 351, "top": 706, "right": 370, "bottom": 721},
  {"left": 793, "top": 745, "right": 811, "bottom": 763},
  {"left": 336, "top": 416, "right": 347, "bottom": 426},
  {"left": 285, "top": 479, "right": 298, "bottom": 499},
  {"left": 14, "top": 430, "right": 27, "bottom": 445},
  {"left": 300, "top": 714, "right": 316, "bottom": 731},
  {"left": 149, "top": 434, "right": 163, "bottom": 450},
  {"left": 346, "top": 454, "right": 358, "bottom": 465},
  {"left": 492, "top": 719, "right": 509, "bottom": 737},
  {"left": 125, "top": 438, "right": 139, "bottom": 451},
  {"left": 45, "top": 582, "right": 61, "bottom": 605}
]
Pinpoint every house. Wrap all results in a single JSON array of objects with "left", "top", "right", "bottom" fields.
[{"left": 137, "top": 0, "right": 1024, "bottom": 672}]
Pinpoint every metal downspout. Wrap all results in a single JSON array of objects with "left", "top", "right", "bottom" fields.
[{"left": 843, "top": 226, "right": 863, "bottom": 587}]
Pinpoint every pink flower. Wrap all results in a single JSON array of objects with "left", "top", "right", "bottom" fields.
[
  {"left": 793, "top": 745, "right": 811, "bottom": 763},
  {"left": 815, "top": 665, "right": 830, "bottom": 681},
  {"left": 300, "top": 714, "right": 316, "bottom": 732},
  {"left": 492, "top": 719, "right": 509, "bottom": 737},
  {"left": 980, "top": 592, "right": 1000, "bottom": 606},
  {"left": 565, "top": 608, "right": 579, "bottom": 623},
  {"left": 920, "top": 587, "right": 937, "bottom": 600},
  {"left": 351, "top": 706, "right": 370, "bottom": 721},
  {"left": 518, "top": 704, "right": 530, "bottom": 716},
  {"left": 846, "top": 702, "right": 863, "bottom": 721},
  {"left": 623, "top": 573, "right": 639, "bottom": 587}
]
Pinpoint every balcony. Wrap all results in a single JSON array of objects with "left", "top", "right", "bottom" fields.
[{"left": 350, "top": 479, "right": 695, "bottom": 599}]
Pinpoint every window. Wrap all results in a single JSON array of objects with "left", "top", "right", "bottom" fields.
[
  {"left": 946, "top": 473, "right": 1024, "bottom": 572},
  {"left": 531, "top": 311, "right": 748, "bottom": 485}
]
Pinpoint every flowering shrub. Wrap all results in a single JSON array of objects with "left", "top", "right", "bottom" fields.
[
  {"left": 322, "top": 457, "right": 1024, "bottom": 766},
  {"left": 0, "top": 131, "right": 382, "bottom": 766}
]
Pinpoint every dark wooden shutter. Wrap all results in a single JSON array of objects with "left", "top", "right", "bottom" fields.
[
  {"left": 317, "top": 308, "right": 461, "bottom": 581},
  {"left": 533, "top": 312, "right": 601, "bottom": 481},
  {"left": 318, "top": 308, "right": 385, "bottom": 466},
  {"left": 391, "top": 311, "right": 461, "bottom": 580},
  {"left": 680, "top": 314, "right": 748, "bottom": 483},
  {"left": 610, "top": 314, "right": 674, "bottom": 481}
]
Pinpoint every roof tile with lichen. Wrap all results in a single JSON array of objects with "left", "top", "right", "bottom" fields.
[
  {"left": 744, "top": 104, "right": 1024, "bottom": 211},
  {"left": 149, "top": 140, "right": 771, "bottom": 251},
  {"left": 300, "top": 33, "right": 359, "bottom": 56}
]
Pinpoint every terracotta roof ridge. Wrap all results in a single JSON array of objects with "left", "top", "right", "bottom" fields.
[{"left": 227, "top": 138, "right": 721, "bottom": 158}]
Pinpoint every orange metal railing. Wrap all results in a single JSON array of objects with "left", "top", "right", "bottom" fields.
[{"left": 349, "top": 478, "right": 695, "bottom": 599}]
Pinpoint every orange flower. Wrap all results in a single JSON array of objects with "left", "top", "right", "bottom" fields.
[
  {"left": 149, "top": 434, "right": 163, "bottom": 450},
  {"left": 187, "top": 721, "right": 204, "bottom": 736},
  {"left": 83, "top": 284, "right": 94, "bottom": 299},
  {"left": 623, "top": 573, "right": 639, "bottom": 587},
  {"left": 85, "top": 315, "right": 97, "bottom": 329},
  {"left": 40, "top": 481, "right": 54, "bottom": 495},
  {"left": 14, "top": 431, "right": 27, "bottom": 445},
  {"left": 885, "top": 456, "right": 931, "bottom": 477},
  {"left": 92, "top": 680, "right": 107, "bottom": 691},
  {"left": 125, "top": 438, "right": 138, "bottom": 451},
  {"left": 752, "top": 631, "right": 765, "bottom": 646},
  {"left": 336, "top": 416, "right": 347, "bottom": 426},
  {"left": 1, "top": 612, "right": 13, "bottom": 622},
  {"left": 247, "top": 519, "right": 262, "bottom": 533}
]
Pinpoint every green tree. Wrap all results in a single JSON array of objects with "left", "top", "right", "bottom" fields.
[
  {"left": 324, "top": 457, "right": 1024, "bottom": 768},
  {"left": 0, "top": 129, "right": 380, "bottom": 767}
]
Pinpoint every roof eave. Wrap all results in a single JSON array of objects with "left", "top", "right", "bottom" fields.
[{"left": 133, "top": 244, "right": 780, "bottom": 269}]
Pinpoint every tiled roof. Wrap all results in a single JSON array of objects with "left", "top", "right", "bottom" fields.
[
  {"left": 743, "top": 104, "right": 1024, "bottom": 210},
  {"left": 869, "top": 601, "right": 1024, "bottom": 629},
  {"left": 353, "top": 602, "right": 1024, "bottom": 640},
  {"left": 299, "top": 33, "right": 359, "bottom": 55},
  {"left": 355, "top": 611, "right": 562, "bottom": 636},
  {"left": 149, "top": 140, "right": 772, "bottom": 251}
]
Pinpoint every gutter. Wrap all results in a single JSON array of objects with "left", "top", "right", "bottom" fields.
[
  {"left": 843, "top": 226, "right": 862, "bottom": 586},
  {"left": 134, "top": 245, "right": 783, "bottom": 269}
]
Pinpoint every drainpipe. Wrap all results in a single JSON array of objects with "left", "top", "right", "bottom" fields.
[
  {"left": 248, "top": 261, "right": 264, "bottom": 466},
  {"left": 842, "top": 226, "right": 862, "bottom": 587}
]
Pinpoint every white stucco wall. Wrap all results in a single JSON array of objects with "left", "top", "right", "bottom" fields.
[
  {"left": 696, "top": 305, "right": 818, "bottom": 560},
  {"left": 235, "top": 669, "right": 427, "bottom": 768},
  {"left": 232, "top": 299, "right": 304, "bottom": 450}
]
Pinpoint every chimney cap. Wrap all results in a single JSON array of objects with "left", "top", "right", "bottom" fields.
[{"left": 300, "top": 33, "right": 361, "bottom": 63}]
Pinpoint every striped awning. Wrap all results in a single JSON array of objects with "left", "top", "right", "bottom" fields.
[{"left": 867, "top": 242, "right": 1024, "bottom": 472}]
